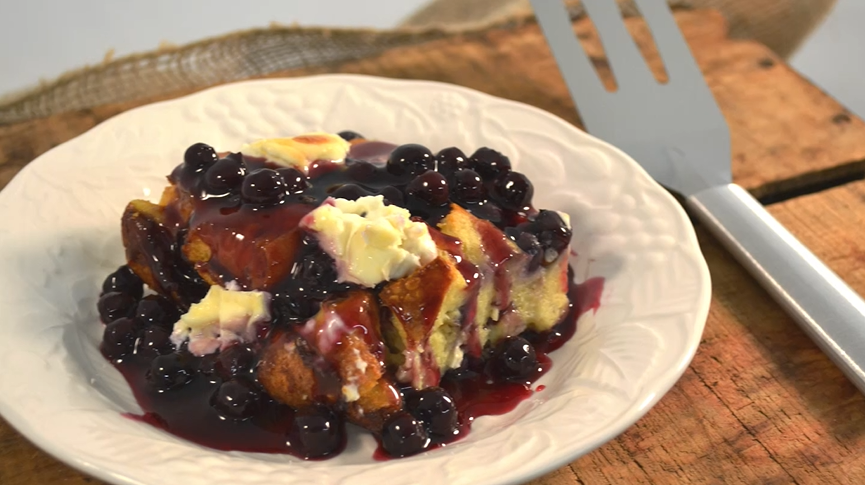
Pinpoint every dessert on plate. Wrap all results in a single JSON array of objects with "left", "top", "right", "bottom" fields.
[{"left": 97, "top": 130, "right": 598, "bottom": 459}]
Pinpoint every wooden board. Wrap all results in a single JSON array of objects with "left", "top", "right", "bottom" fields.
[{"left": 3, "top": 8, "right": 865, "bottom": 485}]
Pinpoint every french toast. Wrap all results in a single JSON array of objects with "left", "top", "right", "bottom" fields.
[{"left": 100, "top": 132, "right": 580, "bottom": 459}]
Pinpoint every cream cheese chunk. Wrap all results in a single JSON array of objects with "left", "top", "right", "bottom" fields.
[
  {"left": 300, "top": 195, "right": 437, "bottom": 287},
  {"left": 239, "top": 132, "right": 350, "bottom": 173},
  {"left": 556, "top": 210, "right": 571, "bottom": 230},
  {"left": 170, "top": 285, "right": 271, "bottom": 356}
]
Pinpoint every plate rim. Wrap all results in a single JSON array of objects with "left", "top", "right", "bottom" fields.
[{"left": 0, "top": 74, "right": 712, "bottom": 485}]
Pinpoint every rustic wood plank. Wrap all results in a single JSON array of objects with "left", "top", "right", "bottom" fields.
[{"left": 2, "top": 10, "right": 865, "bottom": 200}]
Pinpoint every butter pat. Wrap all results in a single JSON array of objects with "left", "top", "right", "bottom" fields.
[
  {"left": 300, "top": 195, "right": 437, "bottom": 287},
  {"left": 170, "top": 285, "right": 271, "bottom": 356},
  {"left": 240, "top": 132, "right": 350, "bottom": 173}
]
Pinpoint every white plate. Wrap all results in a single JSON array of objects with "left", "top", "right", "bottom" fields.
[{"left": 0, "top": 75, "right": 710, "bottom": 485}]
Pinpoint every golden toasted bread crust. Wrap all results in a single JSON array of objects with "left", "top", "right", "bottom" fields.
[
  {"left": 258, "top": 330, "right": 340, "bottom": 409},
  {"left": 260, "top": 291, "right": 402, "bottom": 430},
  {"left": 380, "top": 254, "right": 468, "bottom": 388},
  {"left": 346, "top": 380, "right": 401, "bottom": 431},
  {"left": 121, "top": 200, "right": 178, "bottom": 299},
  {"left": 438, "top": 203, "right": 570, "bottom": 346}
]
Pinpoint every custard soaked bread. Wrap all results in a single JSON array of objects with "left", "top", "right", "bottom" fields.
[{"left": 101, "top": 132, "right": 576, "bottom": 458}]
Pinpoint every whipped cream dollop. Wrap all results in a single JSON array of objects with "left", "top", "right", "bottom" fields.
[
  {"left": 300, "top": 195, "right": 438, "bottom": 287},
  {"left": 240, "top": 132, "right": 350, "bottom": 173},
  {"left": 170, "top": 285, "right": 271, "bottom": 356}
]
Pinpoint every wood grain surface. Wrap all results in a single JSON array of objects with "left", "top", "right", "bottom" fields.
[{"left": 3, "top": 8, "right": 865, "bottom": 485}]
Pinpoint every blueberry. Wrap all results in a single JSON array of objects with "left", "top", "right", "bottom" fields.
[
  {"left": 345, "top": 159, "right": 377, "bottom": 182},
  {"left": 533, "top": 210, "right": 572, "bottom": 256},
  {"left": 147, "top": 353, "right": 194, "bottom": 391},
  {"left": 435, "top": 147, "right": 467, "bottom": 177},
  {"left": 381, "top": 411, "right": 430, "bottom": 457},
  {"left": 405, "top": 171, "right": 449, "bottom": 207},
  {"left": 101, "top": 317, "right": 141, "bottom": 360},
  {"left": 330, "top": 183, "right": 372, "bottom": 201},
  {"left": 295, "top": 248, "right": 338, "bottom": 285},
  {"left": 512, "top": 231, "right": 543, "bottom": 271},
  {"left": 534, "top": 210, "right": 565, "bottom": 229},
  {"left": 184, "top": 143, "right": 218, "bottom": 170},
  {"left": 98, "top": 292, "right": 137, "bottom": 323},
  {"left": 378, "top": 186, "right": 404, "bottom": 206},
  {"left": 214, "top": 344, "right": 257, "bottom": 379},
  {"left": 277, "top": 167, "right": 309, "bottom": 194},
  {"left": 450, "top": 169, "right": 485, "bottom": 204},
  {"left": 486, "top": 336, "right": 538, "bottom": 383},
  {"left": 469, "top": 202, "right": 502, "bottom": 225},
  {"left": 490, "top": 171, "right": 533, "bottom": 212},
  {"left": 271, "top": 292, "right": 319, "bottom": 322},
  {"left": 205, "top": 155, "right": 246, "bottom": 193},
  {"left": 101, "top": 266, "right": 144, "bottom": 298},
  {"left": 399, "top": 385, "right": 419, "bottom": 401},
  {"left": 198, "top": 353, "right": 219, "bottom": 377},
  {"left": 470, "top": 147, "right": 511, "bottom": 179},
  {"left": 289, "top": 406, "right": 344, "bottom": 458},
  {"left": 137, "top": 326, "right": 175, "bottom": 358},
  {"left": 406, "top": 387, "right": 459, "bottom": 439},
  {"left": 211, "top": 378, "right": 261, "bottom": 420},
  {"left": 135, "top": 295, "right": 179, "bottom": 329},
  {"left": 337, "top": 130, "right": 364, "bottom": 141},
  {"left": 241, "top": 168, "right": 286, "bottom": 205},
  {"left": 274, "top": 238, "right": 343, "bottom": 318},
  {"left": 386, "top": 144, "right": 435, "bottom": 176}
]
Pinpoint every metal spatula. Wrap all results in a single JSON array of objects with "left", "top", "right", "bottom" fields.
[{"left": 531, "top": 0, "right": 865, "bottom": 394}]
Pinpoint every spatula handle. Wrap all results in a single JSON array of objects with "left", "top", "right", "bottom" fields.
[{"left": 688, "top": 183, "right": 865, "bottom": 393}]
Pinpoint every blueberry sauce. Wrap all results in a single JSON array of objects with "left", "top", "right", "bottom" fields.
[
  {"left": 122, "top": 360, "right": 308, "bottom": 455},
  {"left": 372, "top": 277, "right": 604, "bottom": 460},
  {"left": 104, "top": 133, "right": 603, "bottom": 460},
  {"left": 113, "top": 276, "right": 601, "bottom": 459},
  {"left": 143, "top": 138, "right": 563, "bottom": 307}
]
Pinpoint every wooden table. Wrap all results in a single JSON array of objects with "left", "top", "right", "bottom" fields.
[{"left": 3, "top": 8, "right": 865, "bottom": 485}]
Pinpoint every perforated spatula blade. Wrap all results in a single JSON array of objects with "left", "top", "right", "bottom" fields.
[{"left": 531, "top": 0, "right": 865, "bottom": 394}]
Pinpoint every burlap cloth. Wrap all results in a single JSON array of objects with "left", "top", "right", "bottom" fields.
[{"left": 0, "top": 0, "right": 834, "bottom": 126}]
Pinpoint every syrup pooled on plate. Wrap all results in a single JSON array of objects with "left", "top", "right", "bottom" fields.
[{"left": 98, "top": 130, "right": 603, "bottom": 459}]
